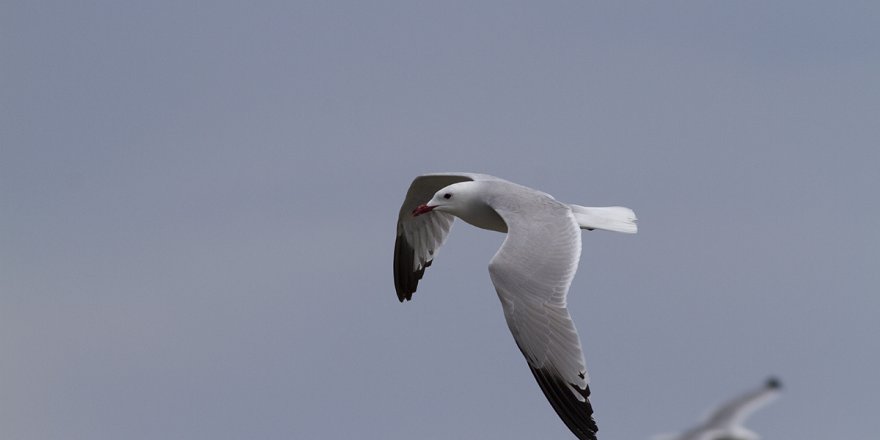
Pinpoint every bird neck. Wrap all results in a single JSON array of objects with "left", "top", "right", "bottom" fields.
[{"left": 455, "top": 200, "right": 508, "bottom": 233}]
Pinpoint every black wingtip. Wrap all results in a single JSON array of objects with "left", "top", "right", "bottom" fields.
[
  {"left": 393, "top": 234, "right": 426, "bottom": 302},
  {"left": 528, "top": 366, "right": 598, "bottom": 440},
  {"left": 765, "top": 376, "right": 782, "bottom": 390}
]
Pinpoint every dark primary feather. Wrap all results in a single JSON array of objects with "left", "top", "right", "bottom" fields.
[
  {"left": 528, "top": 366, "right": 598, "bottom": 440},
  {"left": 765, "top": 377, "right": 782, "bottom": 390},
  {"left": 393, "top": 234, "right": 428, "bottom": 302}
]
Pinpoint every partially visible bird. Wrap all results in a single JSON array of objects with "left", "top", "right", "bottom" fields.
[
  {"left": 393, "top": 172, "right": 638, "bottom": 440},
  {"left": 654, "top": 377, "right": 783, "bottom": 440}
]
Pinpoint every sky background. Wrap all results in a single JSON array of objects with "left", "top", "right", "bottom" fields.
[{"left": 2, "top": 1, "right": 878, "bottom": 439}]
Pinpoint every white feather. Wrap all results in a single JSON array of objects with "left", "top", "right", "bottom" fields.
[{"left": 569, "top": 205, "right": 638, "bottom": 234}]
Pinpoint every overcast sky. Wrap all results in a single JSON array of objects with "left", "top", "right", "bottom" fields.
[{"left": 2, "top": 1, "right": 878, "bottom": 439}]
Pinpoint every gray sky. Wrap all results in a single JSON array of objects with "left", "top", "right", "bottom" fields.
[{"left": 2, "top": 1, "right": 878, "bottom": 439}]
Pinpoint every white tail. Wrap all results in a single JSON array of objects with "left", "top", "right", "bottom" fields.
[{"left": 569, "top": 205, "right": 638, "bottom": 234}]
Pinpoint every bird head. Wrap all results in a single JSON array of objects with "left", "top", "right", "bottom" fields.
[{"left": 412, "top": 182, "right": 478, "bottom": 217}]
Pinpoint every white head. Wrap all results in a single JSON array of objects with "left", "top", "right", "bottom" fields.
[
  {"left": 412, "top": 180, "right": 508, "bottom": 233},
  {"left": 411, "top": 181, "right": 481, "bottom": 217}
]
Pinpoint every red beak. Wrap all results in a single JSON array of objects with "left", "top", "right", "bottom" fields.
[{"left": 412, "top": 204, "right": 435, "bottom": 217}]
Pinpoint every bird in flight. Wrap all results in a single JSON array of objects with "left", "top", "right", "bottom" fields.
[
  {"left": 654, "top": 377, "right": 783, "bottom": 440},
  {"left": 393, "top": 172, "right": 637, "bottom": 440}
]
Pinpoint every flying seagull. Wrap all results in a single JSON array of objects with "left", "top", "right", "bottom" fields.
[
  {"left": 393, "top": 173, "right": 637, "bottom": 440},
  {"left": 654, "top": 377, "right": 783, "bottom": 440}
]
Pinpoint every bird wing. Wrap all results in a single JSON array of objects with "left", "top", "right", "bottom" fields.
[
  {"left": 487, "top": 191, "right": 596, "bottom": 440},
  {"left": 656, "top": 379, "right": 780, "bottom": 440},
  {"left": 393, "top": 172, "right": 502, "bottom": 301},
  {"left": 702, "top": 378, "right": 782, "bottom": 430}
]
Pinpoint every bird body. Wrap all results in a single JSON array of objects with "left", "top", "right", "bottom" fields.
[{"left": 393, "top": 173, "right": 637, "bottom": 440}]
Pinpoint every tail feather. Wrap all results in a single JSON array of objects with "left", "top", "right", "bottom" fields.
[{"left": 569, "top": 205, "right": 637, "bottom": 234}]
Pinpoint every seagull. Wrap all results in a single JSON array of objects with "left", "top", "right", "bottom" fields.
[
  {"left": 654, "top": 377, "right": 783, "bottom": 440},
  {"left": 393, "top": 173, "right": 637, "bottom": 440}
]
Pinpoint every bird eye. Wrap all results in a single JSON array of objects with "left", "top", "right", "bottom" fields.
[{"left": 443, "top": 193, "right": 452, "bottom": 199}]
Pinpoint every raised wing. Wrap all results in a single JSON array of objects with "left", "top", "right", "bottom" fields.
[
  {"left": 393, "top": 173, "right": 501, "bottom": 301},
  {"left": 487, "top": 191, "right": 596, "bottom": 440},
  {"left": 657, "top": 427, "right": 738, "bottom": 440},
  {"left": 658, "top": 378, "right": 782, "bottom": 440},
  {"left": 702, "top": 378, "right": 782, "bottom": 430}
]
